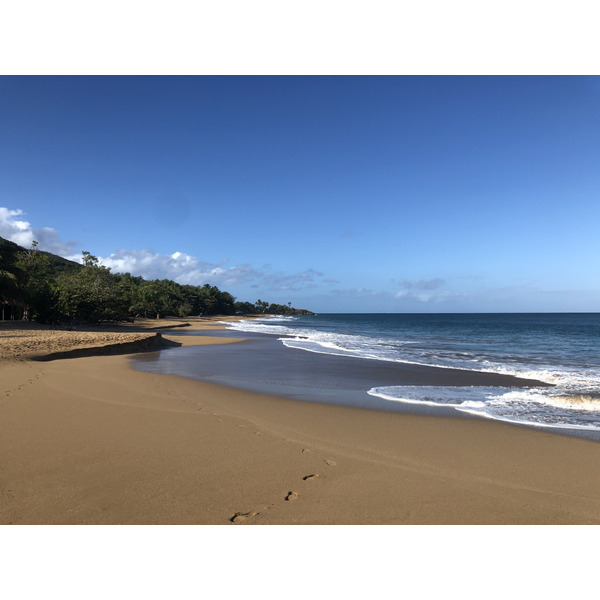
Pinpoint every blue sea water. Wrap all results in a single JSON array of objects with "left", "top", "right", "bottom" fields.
[{"left": 223, "top": 313, "right": 600, "bottom": 432}]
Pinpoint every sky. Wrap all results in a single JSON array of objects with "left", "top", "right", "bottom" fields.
[{"left": 2, "top": 75, "right": 600, "bottom": 313}]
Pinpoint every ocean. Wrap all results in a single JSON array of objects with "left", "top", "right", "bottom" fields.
[{"left": 218, "top": 313, "right": 600, "bottom": 433}]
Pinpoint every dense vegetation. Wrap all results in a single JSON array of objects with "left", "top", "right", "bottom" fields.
[{"left": 0, "top": 237, "right": 313, "bottom": 322}]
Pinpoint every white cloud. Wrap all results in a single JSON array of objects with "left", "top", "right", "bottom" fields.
[
  {"left": 392, "top": 278, "right": 451, "bottom": 303},
  {"left": 1, "top": 206, "right": 332, "bottom": 293},
  {"left": 0, "top": 207, "right": 77, "bottom": 255},
  {"left": 98, "top": 249, "right": 328, "bottom": 292},
  {"left": 259, "top": 268, "right": 324, "bottom": 291},
  {"left": 0, "top": 207, "right": 37, "bottom": 248},
  {"left": 97, "top": 248, "right": 262, "bottom": 287},
  {"left": 394, "top": 278, "right": 446, "bottom": 291},
  {"left": 395, "top": 290, "right": 440, "bottom": 302},
  {"left": 330, "top": 287, "right": 386, "bottom": 297}
]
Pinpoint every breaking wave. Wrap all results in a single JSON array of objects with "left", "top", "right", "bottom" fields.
[{"left": 223, "top": 314, "right": 600, "bottom": 432}]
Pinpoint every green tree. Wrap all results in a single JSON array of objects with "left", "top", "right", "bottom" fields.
[
  {"left": 254, "top": 299, "right": 269, "bottom": 314},
  {"left": 54, "top": 251, "right": 129, "bottom": 322},
  {"left": 130, "top": 280, "right": 164, "bottom": 318},
  {"left": 2, "top": 238, "right": 312, "bottom": 323},
  {"left": 15, "top": 241, "right": 52, "bottom": 321},
  {"left": 234, "top": 300, "right": 255, "bottom": 314},
  {"left": 0, "top": 251, "right": 21, "bottom": 319},
  {"left": 0, "top": 253, "right": 19, "bottom": 297}
]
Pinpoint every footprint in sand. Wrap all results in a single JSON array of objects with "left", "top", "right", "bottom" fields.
[
  {"left": 303, "top": 474, "right": 319, "bottom": 481},
  {"left": 301, "top": 448, "right": 310, "bottom": 454},
  {"left": 324, "top": 459, "right": 337, "bottom": 467},
  {"left": 285, "top": 491, "right": 299, "bottom": 502},
  {"left": 230, "top": 511, "right": 259, "bottom": 523}
]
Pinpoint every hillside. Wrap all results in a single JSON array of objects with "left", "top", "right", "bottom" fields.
[
  {"left": 1, "top": 236, "right": 314, "bottom": 321},
  {"left": 0, "top": 236, "right": 82, "bottom": 277}
]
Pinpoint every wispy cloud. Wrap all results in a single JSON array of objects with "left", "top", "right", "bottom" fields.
[
  {"left": 258, "top": 267, "right": 324, "bottom": 291},
  {"left": 393, "top": 278, "right": 449, "bottom": 303},
  {"left": 97, "top": 249, "right": 262, "bottom": 287},
  {"left": 393, "top": 278, "right": 446, "bottom": 291},
  {"left": 1, "top": 206, "right": 332, "bottom": 295},
  {"left": 395, "top": 290, "right": 450, "bottom": 303},
  {"left": 330, "top": 287, "right": 386, "bottom": 297},
  {"left": 0, "top": 207, "right": 77, "bottom": 256},
  {"left": 98, "top": 252, "right": 326, "bottom": 292}
]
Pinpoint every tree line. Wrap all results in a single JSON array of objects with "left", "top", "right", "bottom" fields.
[{"left": 0, "top": 237, "right": 313, "bottom": 322}]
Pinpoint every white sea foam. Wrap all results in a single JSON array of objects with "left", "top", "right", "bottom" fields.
[
  {"left": 219, "top": 316, "right": 298, "bottom": 336},
  {"left": 226, "top": 318, "right": 409, "bottom": 361},
  {"left": 225, "top": 319, "right": 596, "bottom": 387},
  {"left": 368, "top": 386, "right": 600, "bottom": 431},
  {"left": 224, "top": 315, "right": 600, "bottom": 431},
  {"left": 281, "top": 337, "right": 372, "bottom": 359},
  {"left": 367, "top": 386, "right": 480, "bottom": 408}
]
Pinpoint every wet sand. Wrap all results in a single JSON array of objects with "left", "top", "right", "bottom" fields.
[
  {"left": 2, "top": 317, "right": 600, "bottom": 524},
  {"left": 134, "top": 330, "right": 551, "bottom": 415}
]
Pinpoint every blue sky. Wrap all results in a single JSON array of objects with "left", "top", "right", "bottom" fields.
[{"left": 1, "top": 75, "right": 600, "bottom": 312}]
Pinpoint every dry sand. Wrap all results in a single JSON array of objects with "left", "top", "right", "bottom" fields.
[{"left": 2, "top": 316, "right": 600, "bottom": 525}]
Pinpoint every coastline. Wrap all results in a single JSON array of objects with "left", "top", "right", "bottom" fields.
[
  {"left": 134, "top": 327, "right": 554, "bottom": 416},
  {"left": 2, "top": 317, "right": 600, "bottom": 524}
]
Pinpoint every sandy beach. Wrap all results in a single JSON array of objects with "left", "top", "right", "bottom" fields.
[{"left": 2, "top": 316, "right": 600, "bottom": 525}]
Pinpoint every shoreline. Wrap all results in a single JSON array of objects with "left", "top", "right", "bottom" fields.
[
  {"left": 134, "top": 328, "right": 574, "bottom": 430},
  {"left": 2, "top": 317, "right": 600, "bottom": 524}
]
